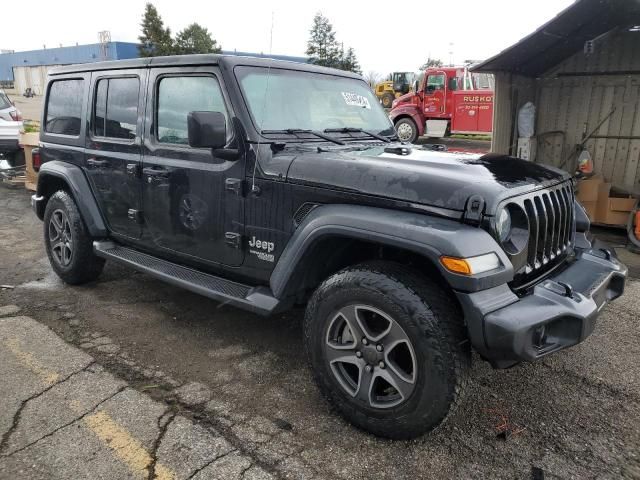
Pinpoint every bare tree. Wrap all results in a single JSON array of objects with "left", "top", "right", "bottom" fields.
[{"left": 363, "top": 71, "right": 384, "bottom": 88}]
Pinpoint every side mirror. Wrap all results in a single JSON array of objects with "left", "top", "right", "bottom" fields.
[
  {"left": 412, "top": 80, "right": 419, "bottom": 92},
  {"left": 187, "top": 111, "right": 226, "bottom": 149}
]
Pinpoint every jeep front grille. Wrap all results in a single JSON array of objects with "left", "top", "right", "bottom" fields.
[{"left": 512, "top": 181, "right": 575, "bottom": 287}]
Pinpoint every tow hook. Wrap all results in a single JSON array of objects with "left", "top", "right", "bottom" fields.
[
  {"left": 600, "top": 248, "right": 612, "bottom": 260},
  {"left": 543, "top": 280, "right": 576, "bottom": 299}
]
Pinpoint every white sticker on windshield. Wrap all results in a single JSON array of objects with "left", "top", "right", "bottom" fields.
[{"left": 341, "top": 92, "right": 371, "bottom": 109}]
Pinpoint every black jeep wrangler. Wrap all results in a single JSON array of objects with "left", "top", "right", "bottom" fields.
[{"left": 32, "top": 55, "right": 627, "bottom": 439}]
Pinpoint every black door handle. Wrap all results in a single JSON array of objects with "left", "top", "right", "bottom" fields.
[{"left": 86, "top": 158, "right": 109, "bottom": 168}]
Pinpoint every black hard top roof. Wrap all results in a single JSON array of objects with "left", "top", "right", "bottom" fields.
[{"left": 49, "top": 54, "right": 363, "bottom": 79}]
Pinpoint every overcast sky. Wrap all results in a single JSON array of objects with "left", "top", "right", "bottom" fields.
[{"left": 2, "top": 0, "right": 574, "bottom": 74}]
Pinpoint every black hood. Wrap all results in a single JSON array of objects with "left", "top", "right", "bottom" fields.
[{"left": 285, "top": 145, "right": 570, "bottom": 214}]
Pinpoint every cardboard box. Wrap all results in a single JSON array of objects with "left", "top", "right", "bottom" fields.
[
  {"left": 576, "top": 176, "right": 603, "bottom": 203},
  {"left": 581, "top": 201, "right": 597, "bottom": 221},
  {"left": 19, "top": 131, "right": 39, "bottom": 191},
  {"left": 594, "top": 182, "right": 612, "bottom": 220},
  {"left": 597, "top": 196, "right": 636, "bottom": 226}
]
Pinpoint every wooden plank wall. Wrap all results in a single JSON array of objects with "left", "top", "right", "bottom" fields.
[
  {"left": 535, "top": 29, "right": 640, "bottom": 190},
  {"left": 491, "top": 72, "right": 536, "bottom": 155}
]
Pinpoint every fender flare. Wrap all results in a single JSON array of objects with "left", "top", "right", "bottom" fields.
[
  {"left": 35, "top": 161, "right": 107, "bottom": 237},
  {"left": 269, "top": 204, "right": 513, "bottom": 298},
  {"left": 389, "top": 107, "right": 424, "bottom": 137}
]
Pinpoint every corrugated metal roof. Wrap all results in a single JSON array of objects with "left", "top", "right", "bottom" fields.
[{"left": 473, "top": 0, "right": 640, "bottom": 76}]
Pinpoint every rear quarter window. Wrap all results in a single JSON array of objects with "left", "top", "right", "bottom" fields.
[{"left": 46, "top": 79, "right": 84, "bottom": 136}]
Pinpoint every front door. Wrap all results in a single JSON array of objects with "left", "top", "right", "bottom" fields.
[
  {"left": 423, "top": 72, "right": 446, "bottom": 117},
  {"left": 85, "top": 70, "right": 146, "bottom": 239},
  {"left": 141, "top": 67, "right": 244, "bottom": 266}
]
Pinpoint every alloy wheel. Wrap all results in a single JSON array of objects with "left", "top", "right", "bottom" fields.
[
  {"left": 48, "top": 209, "right": 73, "bottom": 267},
  {"left": 324, "top": 304, "right": 417, "bottom": 409}
]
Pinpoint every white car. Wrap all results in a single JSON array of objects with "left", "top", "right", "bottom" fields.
[{"left": 0, "top": 90, "right": 24, "bottom": 170}]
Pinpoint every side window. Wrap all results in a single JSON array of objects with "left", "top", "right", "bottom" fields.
[
  {"left": 93, "top": 77, "right": 139, "bottom": 140},
  {"left": 45, "top": 79, "right": 84, "bottom": 136},
  {"left": 448, "top": 77, "right": 458, "bottom": 91},
  {"left": 157, "top": 76, "right": 227, "bottom": 145},
  {"left": 425, "top": 74, "right": 445, "bottom": 93}
]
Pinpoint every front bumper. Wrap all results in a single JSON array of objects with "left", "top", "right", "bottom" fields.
[{"left": 457, "top": 244, "right": 628, "bottom": 368}]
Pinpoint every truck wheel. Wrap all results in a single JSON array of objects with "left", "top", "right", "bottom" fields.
[
  {"left": 381, "top": 93, "right": 395, "bottom": 109},
  {"left": 304, "top": 261, "right": 470, "bottom": 439},
  {"left": 43, "top": 190, "right": 105, "bottom": 285},
  {"left": 395, "top": 118, "right": 418, "bottom": 143}
]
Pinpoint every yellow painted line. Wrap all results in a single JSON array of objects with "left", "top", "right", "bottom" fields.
[
  {"left": 3, "top": 334, "right": 177, "bottom": 480},
  {"left": 4, "top": 337, "right": 60, "bottom": 384},
  {"left": 83, "top": 410, "right": 176, "bottom": 480}
]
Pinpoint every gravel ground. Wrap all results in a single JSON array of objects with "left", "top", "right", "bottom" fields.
[{"left": 1, "top": 183, "right": 639, "bottom": 479}]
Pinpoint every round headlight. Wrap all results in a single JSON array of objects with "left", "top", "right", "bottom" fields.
[
  {"left": 496, "top": 204, "right": 529, "bottom": 255},
  {"left": 496, "top": 208, "right": 512, "bottom": 242}
]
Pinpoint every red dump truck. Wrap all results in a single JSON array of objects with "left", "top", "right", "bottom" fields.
[{"left": 389, "top": 67, "right": 494, "bottom": 143}]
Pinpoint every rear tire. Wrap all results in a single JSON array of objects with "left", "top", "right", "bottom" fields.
[
  {"left": 304, "top": 261, "right": 470, "bottom": 439},
  {"left": 394, "top": 118, "right": 418, "bottom": 143},
  {"left": 43, "top": 190, "right": 105, "bottom": 285}
]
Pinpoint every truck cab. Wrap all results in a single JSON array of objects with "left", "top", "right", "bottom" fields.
[{"left": 390, "top": 67, "right": 494, "bottom": 142}]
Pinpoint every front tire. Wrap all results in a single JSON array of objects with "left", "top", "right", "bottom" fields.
[
  {"left": 43, "top": 190, "right": 105, "bottom": 285},
  {"left": 381, "top": 93, "right": 395, "bottom": 109},
  {"left": 304, "top": 262, "right": 470, "bottom": 439},
  {"left": 394, "top": 118, "right": 418, "bottom": 143}
]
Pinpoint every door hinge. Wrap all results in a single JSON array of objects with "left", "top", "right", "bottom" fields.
[
  {"left": 128, "top": 209, "right": 143, "bottom": 224},
  {"left": 225, "top": 178, "right": 244, "bottom": 196},
  {"left": 463, "top": 195, "right": 485, "bottom": 226},
  {"left": 225, "top": 232, "right": 242, "bottom": 249}
]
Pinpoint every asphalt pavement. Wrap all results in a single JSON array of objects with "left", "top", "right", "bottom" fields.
[{"left": 1, "top": 184, "right": 639, "bottom": 479}]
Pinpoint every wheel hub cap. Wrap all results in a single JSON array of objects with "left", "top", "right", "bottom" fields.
[
  {"left": 325, "top": 304, "right": 417, "bottom": 409},
  {"left": 397, "top": 123, "right": 413, "bottom": 141}
]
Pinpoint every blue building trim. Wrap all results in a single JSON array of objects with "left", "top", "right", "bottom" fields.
[
  {"left": 0, "top": 42, "right": 139, "bottom": 81},
  {"left": 0, "top": 42, "right": 309, "bottom": 82}
]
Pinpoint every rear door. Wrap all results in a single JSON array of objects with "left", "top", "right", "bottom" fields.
[
  {"left": 85, "top": 70, "right": 146, "bottom": 239},
  {"left": 141, "top": 66, "right": 245, "bottom": 266}
]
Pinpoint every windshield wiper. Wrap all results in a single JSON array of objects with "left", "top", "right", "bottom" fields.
[
  {"left": 261, "top": 129, "right": 345, "bottom": 145},
  {"left": 324, "top": 127, "right": 391, "bottom": 143}
]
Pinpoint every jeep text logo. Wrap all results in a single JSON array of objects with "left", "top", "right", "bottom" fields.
[{"left": 249, "top": 236, "right": 274, "bottom": 253}]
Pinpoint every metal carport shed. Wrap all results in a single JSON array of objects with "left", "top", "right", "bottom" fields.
[{"left": 474, "top": 0, "right": 640, "bottom": 192}]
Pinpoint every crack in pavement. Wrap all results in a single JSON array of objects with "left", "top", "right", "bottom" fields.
[
  {"left": 0, "top": 360, "right": 96, "bottom": 454},
  {"left": 194, "top": 420, "right": 286, "bottom": 479},
  {"left": 146, "top": 409, "right": 177, "bottom": 480},
  {"left": 1, "top": 385, "right": 129, "bottom": 458},
  {"left": 239, "top": 463, "right": 255, "bottom": 479},
  {"left": 184, "top": 447, "right": 241, "bottom": 480}
]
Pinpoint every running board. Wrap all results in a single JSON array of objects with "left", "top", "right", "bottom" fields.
[{"left": 93, "top": 241, "right": 280, "bottom": 316}]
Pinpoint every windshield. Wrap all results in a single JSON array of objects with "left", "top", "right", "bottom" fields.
[{"left": 235, "top": 66, "right": 394, "bottom": 137}]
